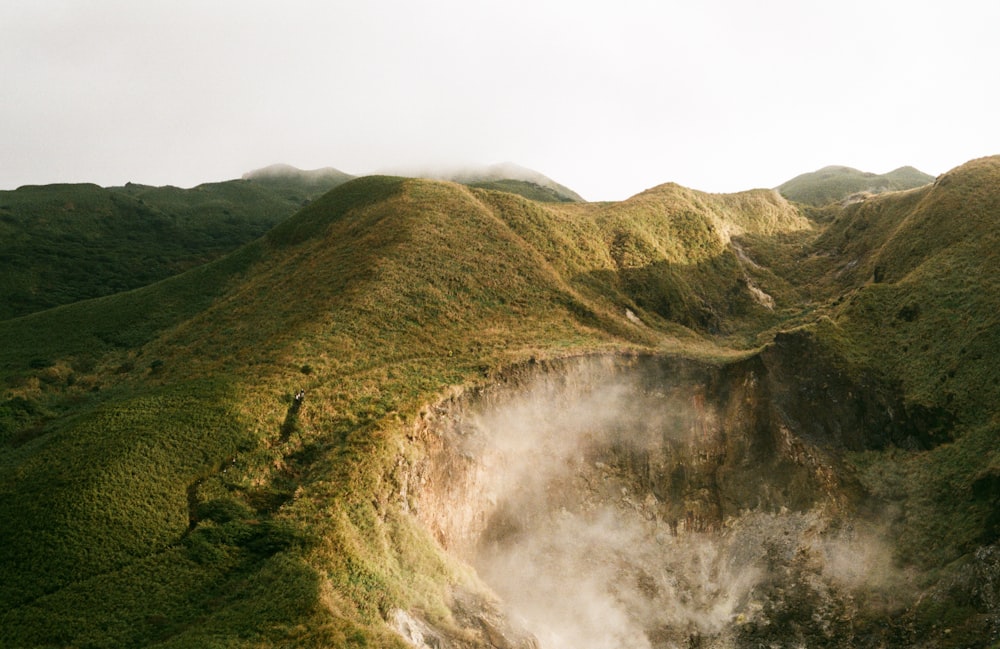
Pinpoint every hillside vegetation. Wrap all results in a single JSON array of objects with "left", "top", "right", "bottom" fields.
[
  {"left": 2, "top": 157, "right": 1000, "bottom": 648},
  {"left": 0, "top": 164, "right": 586, "bottom": 320},
  {"left": 0, "top": 167, "right": 353, "bottom": 319},
  {"left": 778, "top": 164, "right": 934, "bottom": 206}
]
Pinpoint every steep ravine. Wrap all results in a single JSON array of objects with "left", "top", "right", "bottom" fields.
[{"left": 393, "top": 342, "right": 949, "bottom": 648}]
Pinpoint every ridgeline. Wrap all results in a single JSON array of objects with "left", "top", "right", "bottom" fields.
[{"left": 2, "top": 158, "right": 998, "bottom": 648}]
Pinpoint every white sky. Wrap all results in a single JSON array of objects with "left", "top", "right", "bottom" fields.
[{"left": 2, "top": 0, "right": 998, "bottom": 201}]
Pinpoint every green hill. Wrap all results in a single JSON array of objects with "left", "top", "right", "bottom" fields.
[
  {"left": 2, "top": 158, "right": 1000, "bottom": 648},
  {"left": 0, "top": 167, "right": 352, "bottom": 320},
  {"left": 0, "top": 163, "right": 582, "bottom": 321},
  {"left": 777, "top": 164, "right": 935, "bottom": 206},
  {"left": 746, "top": 156, "right": 1000, "bottom": 565}
]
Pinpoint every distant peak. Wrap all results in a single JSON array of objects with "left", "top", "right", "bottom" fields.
[
  {"left": 242, "top": 164, "right": 351, "bottom": 180},
  {"left": 777, "top": 164, "right": 934, "bottom": 206},
  {"left": 380, "top": 161, "right": 585, "bottom": 202}
]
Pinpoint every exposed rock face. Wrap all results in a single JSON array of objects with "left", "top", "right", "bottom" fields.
[
  {"left": 393, "top": 349, "right": 952, "bottom": 648},
  {"left": 410, "top": 353, "right": 849, "bottom": 551}
]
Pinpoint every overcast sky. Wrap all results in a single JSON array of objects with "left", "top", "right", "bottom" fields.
[{"left": 2, "top": 1, "right": 998, "bottom": 201}]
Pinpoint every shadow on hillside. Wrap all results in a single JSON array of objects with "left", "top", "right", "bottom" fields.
[{"left": 573, "top": 253, "right": 767, "bottom": 335}]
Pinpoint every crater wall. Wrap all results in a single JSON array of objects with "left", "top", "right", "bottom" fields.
[{"left": 394, "top": 347, "right": 923, "bottom": 648}]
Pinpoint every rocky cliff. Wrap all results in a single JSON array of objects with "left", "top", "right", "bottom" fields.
[{"left": 384, "top": 344, "right": 981, "bottom": 648}]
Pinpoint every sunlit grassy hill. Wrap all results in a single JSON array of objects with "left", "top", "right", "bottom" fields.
[
  {"left": 777, "top": 164, "right": 934, "bottom": 207},
  {"left": 2, "top": 157, "right": 1000, "bottom": 647},
  {"left": 0, "top": 163, "right": 583, "bottom": 321}
]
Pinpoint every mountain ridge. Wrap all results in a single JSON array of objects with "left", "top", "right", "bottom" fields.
[
  {"left": 378, "top": 161, "right": 586, "bottom": 202},
  {"left": 0, "top": 163, "right": 586, "bottom": 319},
  {"left": 2, "top": 156, "right": 999, "bottom": 647}
]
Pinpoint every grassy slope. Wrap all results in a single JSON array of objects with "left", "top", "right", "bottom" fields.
[
  {"left": 2, "top": 158, "right": 999, "bottom": 646},
  {"left": 0, "top": 172, "right": 351, "bottom": 320},
  {"left": 764, "top": 157, "right": 1000, "bottom": 425},
  {"left": 0, "top": 175, "right": 811, "bottom": 647},
  {"left": 745, "top": 158, "right": 1000, "bottom": 643},
  {"left": 0, "top": 165, "right": 580, "bottom": 320},
  {"left": 481, "top": 182, "right": 813, "bottom": 341},
  {"left": 821, "top": 158, "right": 1000, "bottom": 571}
]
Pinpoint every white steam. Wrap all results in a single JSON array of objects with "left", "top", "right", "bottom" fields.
[{"left": 428, "top": 358, "right": 910, "bottom": 648}]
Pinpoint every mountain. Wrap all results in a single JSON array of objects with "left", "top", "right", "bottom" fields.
[
  {"left": 2, "top": 157, "right": 1000, "bottom": 648},
  {"left": 0, "top": 167, "right": 352, "bottom": 320},
  {"left": 0, "top": 163, "right": 577, "bottom": 322},
  {"left": 777, "top": 164, "right": 935, "bottom": 206},
  {"left": 385, "top": 161, "right": 586, "bottom": 202},
  {"left": 241, "top": 163, "right": 355, "bottom": 199}
]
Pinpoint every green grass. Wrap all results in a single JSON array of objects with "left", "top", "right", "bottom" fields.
[
  {"left": 0, "top": 381, "right": 250, "bottom": 604},
  {"left": 0, "top": 176, "right": 625, "bottom": 647},
  {"left": 0, "top": 238, "right": 262, "bottom": 386},
  {"left": 0, "top": 171, "right": 350, "bottom": 320},
  {"left": 849, "top": 419, "right": 1000, "bottom": 567},
  {"left": 2, "top": 157, "right": 1000, "bottom": 647},
  {"left": 811, "top": 158, "right": 1000, "bottom": 423}
]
